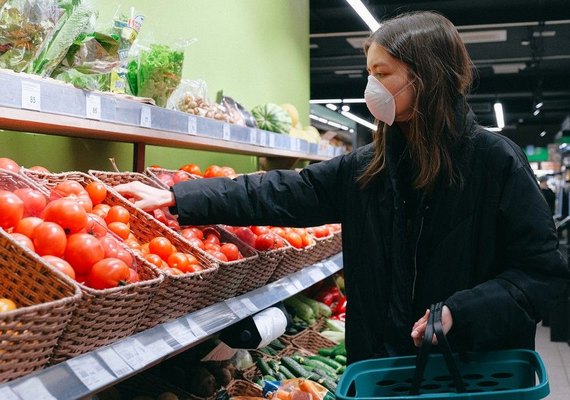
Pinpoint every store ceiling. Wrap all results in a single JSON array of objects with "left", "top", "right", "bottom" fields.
[{"left": 309, "top": 0, "right": 570, "bottom": 147}]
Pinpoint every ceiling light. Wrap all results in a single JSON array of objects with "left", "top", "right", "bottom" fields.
[
  {"left": 310, "top": 43, "right": 319, "bottom": 49},
  {"left": 341, "top": 105, "right": 350, "bottom": 112},
  {"left": 521, "top": 40, "right": 530, "bottom": 46},
  {"left": 334, "top": 70, "right": 363, "bottom": 75},
  {"left": 346, "top": 37, "right": 367, "bottom": 49},
  {"left": 326, "top": 103, "right": 338, "bottom": 111},
  {"left": 533, "top": 109, "right": 541, "bottom": 116},
  {"left": 486, "top": 127, "right": 503, "bottom": 132},
  {"left": 342, "top": 98, "right": 366, "bottom": 103},
  {"left": 346, "top": 0, "right": 380, "bottom": 32},
  {"left": 540, "top": 130, "right": 547, "bottom": 137},
  {"left": 492, "top": 63, "right": 526, "bottom": 74},
  {"left": 459, "top": 29, "right": 507, "bottom": 44},
  {"left": 349, "top": 129, "right": 355, "bottom": 133},
  {"left": 310, "top": 99, "right": 342, "bottom": 104},
  {"left": 533, "top": 30, "right": 556, "bottom": 38},
  {"left": 494, "top": 102, "right": 505, "bottom": 129},
  {"left": 341, "top": 110, "right": 377, "bottom": 130},
  {"left": 535, "top": 101, "right": 543, "bottom": 109}
]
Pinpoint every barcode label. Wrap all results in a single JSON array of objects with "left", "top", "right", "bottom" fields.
[
  {"left": 114, "top": 339, "right": 150, "bottom": 369},
  {"left": 140, "top": 106, "right": 151, "bottom": 127},
  {"left": 146, "top": 339, "right": 172, "bottom": 358},
  {"left": 225, "top": 298, "right": 254, "bottom": 319},
  {"left": 283, "top": 281, "right": 298, "bottom": 296},
  {"left": 85, "top": 94, "right": 101, "bottom": 120},
  {"left": 289, "top": 276, "right": 305, "bottom": 292},
  {"left": 324, "top": 260, "right": 338, "bottom": 273},
  {"left": 188, "top": 116, "right": 197, "bottom": 135},
  {"left": 186, "top": 315, "right": 207, "bottom": 338},
  {"left": 308, "top": 268, "right": 327, "bottom": 282},
  {"left": 164, "top": 320, "right": 196, "bottom": 346},
  {"left": 97, "top": 347, "right": 133, "bottom": 378},
  {"left": 21, "top": 81, "right": 41, "bottom": 111},
  {"left": 12, "top": 377, "right": 57, "bottom": 400},
  {"left": 68, "top": 354, "right": 115, "bottom": 390},
  {"left": 0, "top": 387, "right": 19, "bottom": 400}
]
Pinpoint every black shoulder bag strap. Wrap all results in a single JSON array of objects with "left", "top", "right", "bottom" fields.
[{"left": 410, "top": 302, "right": 466, "bottom": 395}]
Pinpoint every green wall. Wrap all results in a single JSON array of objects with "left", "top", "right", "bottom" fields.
[{"left": 0, "top": 0, "right": 310, "bottom": 173}]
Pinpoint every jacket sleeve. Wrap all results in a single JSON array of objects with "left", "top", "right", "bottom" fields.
[
  {"left": 169, "top": 154, "right": 350, "bottom": 227},
  {"left": 446, "top": 162, "right": 569, "bottom": 350}
]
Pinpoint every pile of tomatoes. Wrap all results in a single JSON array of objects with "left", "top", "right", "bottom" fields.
[
  {"left": 224, "top": 226, "right": 314, "bottom": 251},
  {"left": 179, "top": 226, "right": 244, "bottom": 263}
]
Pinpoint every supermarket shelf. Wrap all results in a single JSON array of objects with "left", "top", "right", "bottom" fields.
[
  {"left": 0, "top": 70, "right": 339, "bottom": 171},
  {"left": 0, "top": 253, "right": 343, "bottom": 400}
]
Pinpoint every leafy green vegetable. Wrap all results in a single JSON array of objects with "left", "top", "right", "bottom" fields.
[{"left": 136, "top": 44, "right": 184, "bottom": 107}]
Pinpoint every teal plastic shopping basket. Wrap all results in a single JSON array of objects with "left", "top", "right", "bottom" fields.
[{"left": 336, "top": 303, "right": 549, "bottom": 400}]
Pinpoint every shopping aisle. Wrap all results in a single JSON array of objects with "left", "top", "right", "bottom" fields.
[{"left": 535, "top": 323, "right": 570, "bottom": 399}]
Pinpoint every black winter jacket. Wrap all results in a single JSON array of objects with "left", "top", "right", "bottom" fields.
[{"left": 171, "top": 112, "right": 569, "bottom": 363}]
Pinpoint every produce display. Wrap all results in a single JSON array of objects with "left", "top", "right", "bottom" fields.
[{"left": 251, "top": 103, "right": 293, "bottom": 134}]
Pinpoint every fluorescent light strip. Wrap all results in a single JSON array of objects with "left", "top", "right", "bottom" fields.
[
  {"left": 310, "top": 99, "right": 342, "bottom": 104},
  {"left": 486, "top": 127, "right": 503, "bottom": 132},
  {"left": 326, "top": 103, "right": 338, "bottom": 111},
  {"left": 341, "top": 110, "right": 377, "bottom": 130},
  {"left": 346, "top": 0, "right": 380, "bottom": 32},
  {"left": 494, "top": 102, "right": 505, "bottom": 129},
  {"left": 310, "top": 114, "right": 351, "bottom": 131}
]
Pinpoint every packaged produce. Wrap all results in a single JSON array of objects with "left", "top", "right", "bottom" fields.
[
  {"left": 251, "top": 103, "right": 292, "bottom": 134},
  {"left": 0, "top": 0, "right": 64, "bottom": 72},
  {"left": 168, "top": 79, "right": 233, "bottom": 123},
  {"left": 217, "top": 91, "right": 258, "bottom": 127}
]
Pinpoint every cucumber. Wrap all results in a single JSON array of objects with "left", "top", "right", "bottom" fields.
[
  {"left": 318, "top": 348, "right": 334, "bottom": 357},
  {"left": 334, "top": 355, "right": 347, "bottom": 365},
  {"left": 278, "top": 365, "right": 296, "bottom": 380},
  {"left": 274, "top": 371, "right": 287, "bottom": 381},
  {"left": 256, "top": 358, "right": 274, "bottom": 376},
  {"left": 263, "top": 374, "right": 276, "bottom": 381},
  {"left": 270, "top": 339, "right": 286, "bottom": 350},
  {"left": 281, "top": 356, "right": 311, "bottom": 379},
  {"left": 302, "top": 359, "right": 338, "bottom": 379},
  {"left": 308, "top": 355, "right": 344, "bottom": 371}
]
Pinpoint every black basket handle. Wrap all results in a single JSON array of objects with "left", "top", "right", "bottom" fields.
[{"left": 410, "top": 302, "right": 466, "bottom": 395}]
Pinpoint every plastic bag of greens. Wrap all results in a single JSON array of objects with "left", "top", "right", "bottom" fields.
[
  {"left": 130, "top": 39, "right": 195, "bottom": 107},
  {"left": 0, "top": 0, "right": 65, "bottom": 72},
  {"left": 52, "top": 68, "right": 109, "bottom": 90},
  {"left": 57, "top": 32, "right": 120, "bottom": 74},
  {"left": 30, "top": 0, "right": 97, "bottom": 76}
]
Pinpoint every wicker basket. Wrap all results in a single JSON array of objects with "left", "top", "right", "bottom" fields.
[
  {"left": 305, "top": 232, "right": 337, "bottom": 266},
  {"left": 89, "top": 169, "right": 261, "bottom": 302},
  {"left": 226, "top": 379, "right": 263, "bottom": 397},
  {"left": 0, "top": 229, "right": 81, "bottom": 383},
  {"left": 145, "top": 166, "right": 202, "bottom": 187},
  {"left": 242, "top": 346, "right": 312, "bottom": 383},
  {"left": 328, "top": 230, "right": 343, "bottom": 258},
  {"left": 269, "top": 241, "right": 317, "bottom": 282},
  {"left": 291, "top": 329, "right": 337, "bottom": 354}
]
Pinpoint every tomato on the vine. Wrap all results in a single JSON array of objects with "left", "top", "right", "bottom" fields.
[
  {"left": 87, "top": 258, "right": 130, "bottom": 289},
  {"left": 0, "top": 190, "right": 24, "bottom": 229}
]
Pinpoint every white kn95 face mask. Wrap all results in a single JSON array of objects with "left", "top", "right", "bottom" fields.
[{"left": 364, "top": 75, "right": 411, "bottom": 126}]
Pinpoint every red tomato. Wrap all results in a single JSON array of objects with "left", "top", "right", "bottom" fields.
[
  {"left": 15, "top": 216, "right": 43, "bottom": 238},
  {"left": 50, "top": 181, "right": 93, "bottom": 212},
  {"left": 203, "top": 165, "right": 221, "bottom": 178},
  {"left": 87, "top": 258, "right": 130, "bottom": 289},
  {"left": 220, "top": 166, "right": 236, "bottom": 178},
  {"left": 167, "top": 252, "right": 190, "bottom": 270},
  {"left": 251, "top": 226, "right": 270, "bottom": 236},
  {"left": 42, "top": 255, "right": 76, "bottom": 280},
  {"left": 284, "top": 231, "right": 303, "bottom": 249},
  {"left": 311, "top": 226, "right": 331, "bottom": 238},
  {"left": 127, "top": 268, "right": 140, "bottom": 283},
  {"left": 255, "top": 233, "right": 277, "bottom": 251},
  {"left": 180, "top": 163, "right": 202, "bottom": 176},
  {"left": 234, "top": 227, "right": 257, "bottom": 248},
  {"left": 0, "top": 190, "right": 24, "bottom": 229},
  {"left": 42, "top": 198, "right": 88, "bottom": 234},
  {"left": 115, "top": 248, "right": 134, "bottom": 268},
  {"left": 11, "top": 232, "right": 34, "bottom": 251},
  {"left": 148, "top": 236, "right": 174, "bottom": 260},
  {"left": 186, "top": 237, "right": 205, "bottom": 250},
  {"left": 220, "top": 243, "right": 240, "bottom": 261},
  {"left": 92, "top": 203, "right": 111, "bottom": 219},
  {"left": 204, "top": 242, "right": 221, "bottom": 252},
  {"left": 185, "top": 253, "right": 200, "bottom": 265},
  {"left": 172, "top": 170, "right": 190, "bottom": 184},
  {"left": 29, "top": 165, "right": 50, "bottom": 173},
  {"left": 105, "top": 205, "right": 130, "bottom": 225},
  {"left": 181, "top": 227, "right": 204, "bottom": 240},
  {"left": 13, "top": 188, "right": 47, "bottom": 217},
  {"left": 144, "top": 253, "right": 163, "bottom": 267},
  {"left": 99, "top": 235, "right": 122, "bottom": 259},
  {"left": 32, "top": 222, "right": 67, "bottom": 256},
  {"left": 107, "top": 221, "right": 131, "bottom": 240},
  {"left": 153, "top": 208, "right": 168, "bottom": 224},
  {"left": 204, "top": 230, "right": 221, "bottom": 245},
  {"left": 0, "top": 157, "right": 20, "bottom": 173},
  {"left": 85, "top": 181, "right": 107, "bottom": 206},
  {"left": 207, "top": 250, "right": 229, "bottom": 262},
  {"left": 65, "top": 233, "right": 105, "bottom": 275},
  {"left": 83, "top": 213, "right": 108, "bottom": 238}
]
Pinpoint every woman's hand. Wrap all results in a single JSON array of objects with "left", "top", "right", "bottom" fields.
[
  {"left": 114, "top": 181, "right": 175, "bottom": 212},
  {"left": 410, "top": 305, "right": 453, "bottom": 347}
]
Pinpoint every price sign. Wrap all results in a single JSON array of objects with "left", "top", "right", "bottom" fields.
[
  {"left": 324, "top": 260, "right": 339, "bottom": 273},
  {"left": 97, "top": 347, "right": 133, "bottom": 378},
  {"left": 222, "top": 123, "right": 231, "bottom": 140},
  {"left": 188, "top": 115, "right": 197, "bottom": 135},
  {"left": 0, "top": 387, "right": 19, "bottom": 400},
  {"left": 288, "top": 276, "right": 305, "bottom": 292},
  {"left": 269, "top": 134, "right": 276, "bottom": 148},
  {"left": 146, "top": 339, "right": 172, "bottom": 358},
  {"left": 249, "top": 129, "right": 257, "bottom": 145},
  {"left": 164, "top": 320, "right": 196, "bottom": 346},
  {"left": 186, "top": 315, "right": 207, "bottom": 338},
  {"left": 289, "top": 138, "right": 297, "bottom": 152},
  {"left": 308, "top": 267, "right": 327, "bottom": 282},
  {"left": 259, "top": 131, "right": 268, "bottom": 147},
  {"left": 21, "top": 81, "right": 41, "bottom": 111},
  {"left": 225, "top": 298, "right": 257, "bottom": 319},
  {"left": 68, "top": 354, "right": 115, "bottom": 390},
  {"left": 140, "top": 106, "right": 151, "bottom": 128},
  {"left": 12, "top": 377, "right": 57, "bottom": 400},
  {"left": 114, "top": 339, "right": 150, "bottom": 370},
  {"left": 283, "top": 281, "right": 298, "bottom": 296},
  {"left": 85, "top": 94, "right": 101, "bottom": 120}
]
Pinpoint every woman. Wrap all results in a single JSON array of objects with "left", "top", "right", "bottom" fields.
[{"left": 116, "top": 11, "right": 568, "bottom": 363}]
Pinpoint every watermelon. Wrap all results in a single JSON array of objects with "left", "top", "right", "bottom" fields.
[{"left": 251, "top": 103, "right": 292, "bottom": 134}]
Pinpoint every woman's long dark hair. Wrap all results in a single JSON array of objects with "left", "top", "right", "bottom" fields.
[{"left": 358, "top": 11, "right": 474, "bottom": 191}]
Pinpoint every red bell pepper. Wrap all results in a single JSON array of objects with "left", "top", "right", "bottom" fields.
[{"left": 334, "top": 296, "right": 347, "bottom": 315}]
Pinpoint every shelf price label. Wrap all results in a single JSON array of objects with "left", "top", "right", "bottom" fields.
[
  {"left": 186, "top": 315, "right": 208, "bottom": 338},
  {"left": 140, "top": 106, "right": 152, "bottom": 128},
  {"left": 113, "top": 339, "right": 150, "bottom": 370},
  {"left": 85, "top": 94, "right": 102, "bottom": 120},
  {"left": 68, "top": 354, "right": 115, "bottom": 391},
  {"left": 323, "top": 260, "right": 339, "bottom": 273},
  {"left": 222, "top": 123, "right": 231, "bottom": 140},
  {"left": 269, "top": 133, "right": 276, "bottom": 148},
  {"left": 259, "top": 131, "right": 268, "bottom": 147},
  {"left": 21, "top": 81, "right": 41, "bottom": 111},
  {"left": 0, "top": 387, "right": 19, "bottom": 400},
  {"left": 225, "top": 298, "right": 257, "bottom": 319},
  {"left": 188, "top": 115, "right": 197, "bottom": 135},
  {"left": 282, "top": 280, "right": 298, "bottom": 296},
  {"left": 288, "top": 276, "right": 305, "bottom": 292},
  {"left": 97, "top": 347, "right": 133, "bottom": 378},
  {"left": 12, "top": 377, "right": 57, "bottom": 400},
  {"left": 146, "top": 339, "right": 172, "bottom": 358},
  {"left": 249, "top": 129, "right": 257, "bottom": 145},
  {"left": 308, "top": 267, "right": 327, "bottom": 282},
  {"left": 164, "top": 320, "right": 196, "bottom": 346}
]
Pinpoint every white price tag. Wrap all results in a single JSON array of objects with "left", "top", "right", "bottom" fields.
[
  {"left": 146, "top": 339, "right": 172, "bottom": 358},
  {"left": 186, "top": 315, "right": 207, "bottom": 338},
  {"left": 289, "top": 276, "right": 305, "bottom": 292},
  {"left": 241, "top": 298, "right": 258, "bottom": 313},
  {"left": 0, "top": 387, "right": 19, "bottom": 400},
  {"left": 324, "top": 260, "right": 338, "bottom": 273},
  {"left": 308, "top": 268, "right": 327, "bottom": 282},
  {"left": 188, "top": 115, "right": 197, "bottom": 135},
  {"left": 283, "top": 281, "right": 298, "bottom": 296},
  {"left": 249, "top": 129, "right": 257, "bottom": 145},
  {"left": 85, "top": 94, "right": 101, "bottom": 120},
  {"left": 290, "top": 138, "right": 297, "bottom": 152},
  {"left": 222, "top": 123, "right": 231, "bottom": 140},
  {"left": 164, "top": 320, "right": 196, "bottom": 346},
  {"left": 21, "top": 81, "right": 41, "bottom": 111},
  {"left": 97, "top": 347, "right": 133, "bottom": 378},
  {"left": 269, "top": 134, "right": 276, "bottom": 148},
  {"left": 140, "top": 106, "right": 151, "bottom": 128},
  {"left": 225, "top": 298, "right": 256, "bottom": 319},
  {"left": 114, "top": 339, "right": 150, "bottom": 370},
  {"left": 296, "top": 139, "right": 302, "bottom": 152},
  {"left": 12, "top": 377, "right": 56, "bottom": 400},
  {"left": 259, "top": 131, "right": 268, "bottom": 147},
  {"left": 68, "top": 354, "right": 115, "bottom": 390}
]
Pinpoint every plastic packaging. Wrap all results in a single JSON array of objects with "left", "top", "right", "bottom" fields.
[
  {"left": 217, "top": 91, "right": 258, "bottom": 127},
  {"left": 263, "top": 379, "right": 333, "bottom": 400},
  {"left": 168, "top": 79, "right": 233, "bottom": 122}
]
